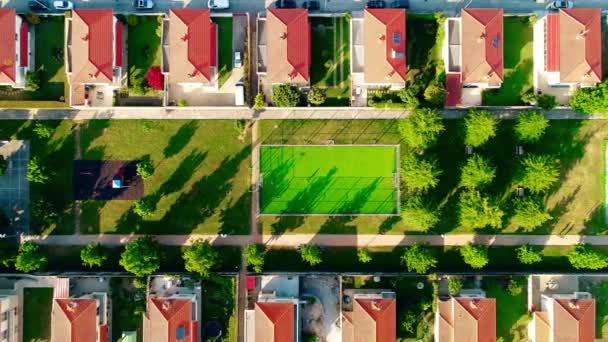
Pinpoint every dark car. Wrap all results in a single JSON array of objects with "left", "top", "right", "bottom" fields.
[
  {"left": 390, "top": 0, "right": 409, "bottom": 8},
  {"left": 28, "top": 0, "right": 51, "bottom": 11},
  {"left": 366, "top": 0, "right": 386, "bottom": 8},
  {"left": 275, "top": 0, "right": 297, "bottom": 8},
  {"left": 302, "top": 0, "right": 320, "bottom": 10}
]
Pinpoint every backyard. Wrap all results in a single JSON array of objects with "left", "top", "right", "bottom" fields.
[
  {"left": 482, "top": 16, "right": 533, "bottom": 106},
  {"left": 484, "top": 277, "right": 529, "bottom": 342},
  {"left": 201, "top": 276, "right": 237, "bottom": 342},
  {"left": 111, "top": 278, "right": 145, "bottom": 341},
  {"left": 215, "top": 17, "right": 234, "bottom": 88},
  {"left": 127, "top": 16, "right": 162, "bottom": 97},
  {"left": 259, "top": 119, "right": 606, "bottom": 235},
  {"left": 22, "top": 287, "right": 53, "bottom": 342},
  {"left": 0, "top": 17, "right": 67, "bottom": 108},
  {"left": 310, "top": 16, "right": 351, "bottom": 106}
]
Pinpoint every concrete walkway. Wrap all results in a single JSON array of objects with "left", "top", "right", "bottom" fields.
[{"left": 20, "top": 233, "right": 608, "bottom": 247}]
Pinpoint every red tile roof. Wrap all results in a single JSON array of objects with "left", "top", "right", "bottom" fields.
[
  {"left": 171, "top": 9, "right": 217, "bottom": 82},
  {"left": 73, "top": 9, "right": 114, "bottom": 82},
  {"left": 546, "top": 13, "right": 559, "bottom": 72},
  {"left": 146, "top": 297, "right": 197, "bottom": 342},
  {"left": 445, "top": 73, "right": 462, "bottom": 106},
  {"left": 255, "top": 302, "right": 295, "bottom": 342},
  {"left": 461, "top": 8, "right": 503, "bottom": 84},
  {"left": 267, "top": 8, "right": 310, "bottom": 83},
  {"left": 53, "top": 298, "right": 98, "bottom": 342},
  {"left": 0, "top": 9, "right": 16, "bottom": 83},
  {"left": 553, "top": 298, "right": 595, "bottom": 341},
  {"left": 20, "top": 22, "right": 28, "bottom": 68},
  {"left": 365, "top": 8, "right": 407, "bottom": 82},
  {"left": 354, "top": 298, "right": 396, "bottom": 342},
  {"left": 557, "top": 8, "right": 602, "bottom": 83}
]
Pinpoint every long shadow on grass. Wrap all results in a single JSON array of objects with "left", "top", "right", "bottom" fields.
[
  {"left": 80, "top": 120, "right": 111, "bottom": 158},
  {"left": 219, "top": 191, "right": 251, "bottom": 234},
  {"left": 163, "top": 121, "right": 199, "bottom": 158}
]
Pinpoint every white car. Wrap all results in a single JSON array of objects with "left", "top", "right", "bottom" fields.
[
  {"left": 208, "top": 0, "right": 230, "bottom": 9},
  {"left": 53, "top": 0, "right": 73, "bottom": 10},
  {"left": 549, "top": 0, "right": 573, "bottom": 9},
  {"left": 234, "top": 51, "right": 242, "bottom": 68}
]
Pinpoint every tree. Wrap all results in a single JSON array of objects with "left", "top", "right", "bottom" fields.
[
  {"left": 448, "top": 277, "right": 463, "bottom": 295},
  {"left": 512, "top": 198, "right": 552, "bottom": 231},
  {"left": 80, "top": 243, "right": 107, "bottom": 268},
  {"left": 458, "top": 190, "right": 503, "bottom": 229},
  {"left": 401, "top": 155, "right": 442, "bottom": 193},
  {"left": 119, "top": 236, "right": 162, "bottom": 277},
  {"left": 136, "top": 160, "right": 155, "bottom": 179},
  {"left": 570, "top": 81, "right": 608, "bottom": 115},
  {"left": 133, "top": 197, "right": 156, "bottom": 218},
  {"left": 398, "top": 108, "right": 444, "bottom": 150},
  {"left": 516, "top": 244, "right": 543, "bottom": 265},
  {"left": 272, "top": 84, "right": 300, "bottom": 107},
  {"left": 31, "top": 199, "right": 58, "bottom": 227},
  {"left": 182, "top": 240, "right": 219, "bottom": 278},
  {"left": 401, "top": 244, "right": 437, "bottom": 274},
  {"left": 0, "top": 155, "right": 6, "bottom": 176},
  {"left": 299, "top": 245, "right": 322, "bottom": 266},
  {"left": 517, "top": 154, "right": 559, "bottom": 194},
  {"left": 460, "top": 243, "right": 489, "bottom": 269},
  {"left": 25, "top": 70, "right": 41, "bottom": 92},
  {"left": 308, "top": 87, "right": 326, "bottom": 106},
  {"left": 397, "top": 88, "right": 419, "bottom": 109},
  {"left": 27, "top": 157, "right": 51, "bottom": 184},
  {"left": 463, "top": 109, "right": 498, "bottom": 147},
  {"left": 423, "top": 82, "right": 447, "bottom": 107},
  {"left": 33, "top": 122, "right": 53, "bottom": 139},
  {"left": 244, "top": 243, "right": 266, "bottom": 272},
  {"left": 460, "top": 154, "right": 496, "bottom": 189},
  {"left": 400, "top": 196, "right": 439, "bottom": 232},
  {"left": 145, "top": 66, "right": 164, "bottom": 91},
  {"left": 567, "top": 244, "right": 608, "bottom": 270},
  {"left": 515, "top": 111, "right": 549, "bottom": 142},
  {"left": 537, "top": 94, "right": 557, "bottom": 111},
  {"left": 357, "top": 248, "right": 372, "bottom": 263},
  {"left": 15, "top": 241, "right": 47, "bottom": 272},
  {"left": 253, "top": 93, "right": 265, "bottom": 110}
]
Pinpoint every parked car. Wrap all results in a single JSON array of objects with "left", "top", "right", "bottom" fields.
[
  {"left": 366, "top": 0, "right": 386, "bottom": 9},
  {"left": 207, "top": 0, "right": 230, "bottom": 9},
  {"left": 28, "top": 0, "right": 51, "bottom": 11},
  {"left": 53, "top": 0, "right": 73, "bottom": 10},
  {"left": 235, "top": 82, "right": 245, "bottom": 106},
  {"left": 133, "top": 0, "right": 154, "bottom": 10},
  {"left": 302, "top": 0, "right": 320, "bottom": 10},
  {"left": 234, "top": 51, "right": 242, "bottom": 68},
  {"left": 548, "top": 0, "right": 573, "bottom": 9},
  {"left": 275, "top": 0, "right": 297, "bottom": 8},
  {"left": 389, "top": 0, "right": 409, "bottom": 8}
]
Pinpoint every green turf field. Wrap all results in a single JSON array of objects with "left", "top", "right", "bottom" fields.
[{"left": 260, "top": 145, "right": 399, "bottom": 215}]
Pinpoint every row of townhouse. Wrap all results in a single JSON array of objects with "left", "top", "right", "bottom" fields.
[{"left": 0, "top": 7, "right": 601, "bottom": 108}]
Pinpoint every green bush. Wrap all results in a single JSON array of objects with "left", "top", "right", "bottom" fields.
[
  {"left": 567, "top": 244, "right": 608, "bottom": 270},
  {"left": 176, "top": 99, "right": 188, "bottom": 107},
  {"left": 136, "top": 160, "right": 155, "bottom": 179},
  {"left": 516, "top": 244, "right": 543, "bottom": 265},
  {"left": 400, "top": 311, "right": 418, "bottom": 334},
  {"left": 119, "top": 236, "right": 162, "bottom": 277},
  {"left": 515, "top": 111, "right": 549, "bottom": 142},
  {"left": 423, "top": 82, "right": 447, "bottom": 107},
  {"left": 182, "top": 240, "right": 219, "bottom": 278},
  {"left": 244, "top": 243, "right": 267, "bottom": 272},
  {"left": 460, "top": 154, "right": 496, "bottom": 189},
  {"left": 570, "top": 81, "right": 608, "bottom": 115},
  {"left": 253, "top": 93, "right": 265, "bottom": 110},
  {"left": 508, "top": 278, "right": 523, "bottom": 296},
  {"left": 398, "top": 88, "right": 420, "bottom": 109},
  {"left": 448, "top": 277, "right": 463, "bottom": 295},
  {"left": 25, "top": 70, "right": 41, "bottom": 92},
  {"left": 133, "top": 197, "right": 157, "bottom": 218},
  {"left": 33, "top": 122, "right": 53, "bottom": 139},
  {"left": 299, "top": 245, "right": 322, "bottom": 266},
  {"left": 27, "top": 157, "right": 51, "bottom": 184},
  {"left": 80, "top": 243, "right": 107, "bottom": 268},
  {"left": 459, "top": 243, "right": 489, "bottom": 269},
  {"left": 308, "top": 87, "right": 326, "bottom": 106},
  {"left": 272, "top": 84, "right": 300, "bottom": 107},
  {"left": 463, "top": 109, "right": 498, "bottom": 147},
  {"left": 537, "top": 94, "right": 557, "bottom": 111},
  {"left": 15, "top": 241, "right": 47, "bottom": 272},
  {"left": 402, "top": 243, "right": 437, "bottom": 274},
  {"left": 357, "top": 248, "right": 372, "bottom": 263}
]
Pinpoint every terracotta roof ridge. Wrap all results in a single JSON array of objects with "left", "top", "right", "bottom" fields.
[
  {"left": 270, "top": 8, "right": 306, "bottom": 26},
  {"left": 57, "top": 298, "right": 95, "bottom": 323},
  {"left": 438, "top": 311, "right": 453, "bottom": 328}
]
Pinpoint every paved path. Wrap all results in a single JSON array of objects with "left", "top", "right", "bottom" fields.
[{"left": 20, "top": 233, "right": 608, "bottom": 247}]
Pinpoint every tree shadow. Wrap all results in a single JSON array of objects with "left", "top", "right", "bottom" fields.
[
  {"left": 379, "top": 216, "right": 402, "bottom": 234},
  {"left": 157, "top": 150, "right": 208, "bottom": 195},
  {"left": 80, "top": 120, "right": 111, "bottom": 158},
  {"left": 219, "top": 191, "right": 251, "bottom": 234},
  {"left": 163, "top": 121, "right": 199, "bottom": 158}
]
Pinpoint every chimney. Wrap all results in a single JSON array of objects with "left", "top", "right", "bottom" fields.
[
  {"left": 181, "top": 33, "right": 189, "bottom": 41},
  {"left": 162, "top": 300, "right": 171, "bottom": 311},
  {"left": 371, "top": 300, "right": 381, "bottom": 311},
  {"left": 477, "top": 32, "right": 486, "bottom": 43},
  {"left": 469, "top": 300, "right": 478, "bottom": 310},
  {"left": 67, "top": 301, "right": 78, "bottom": 311},
  {"left": 568, "top": 299, "right": 580, "bottom": 309},
  {"left": 379, "top": 34, "right": 386, "bottom": 41},
  {"left": 81, "top": 33, "right": 90, "bottom": 41},
  {"left": 280, "top": 32, "right": 287, "bottom": 40},
  {"left": 576, "top": 28, "right": 590, "bottom": 40}
]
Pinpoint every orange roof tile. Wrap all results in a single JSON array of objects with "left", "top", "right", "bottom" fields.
[
  {"left": 461, "top": 9, "right": 503, "bottom": 85},
  {"left": 52, "top": 298, "right": 98, "bottom": 342},
  {"left": 143, "top": 297, "right": 197, "bottom": 342},
  {"left": 558, "top": 8, "right": 602, "bottom": 83},
  {"left": 266, "top": 8, "right": 310, "bottom": 84},
  {"left": 437, "top": 297, "right": 496, "bottom": 342},
  {"left": 71, "top": 9, "right": 114, "bottom": 85},
  {"left": 255, "top": 302, "right": 295, "bottom": 342},
  {"left": 553, "top": 298, "right": 595, "bottom": 341},
  {"left": 0, "top": 9, "right": 16, "bottom": 84},
  {"left": 352, "top": 298, "right": 396, "bottom": 342},
  {"left": 363, "top": 9, "right": 406, "bottom": 84}
]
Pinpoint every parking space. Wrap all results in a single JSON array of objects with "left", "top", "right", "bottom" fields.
[{"left": 0, "top": 141, "right": 30, "bottom": 234}]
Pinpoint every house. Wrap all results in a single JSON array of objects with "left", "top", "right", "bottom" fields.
[
  {"left": 444, "top": 8, "right": 503, "bottom": 106},
  {"left": 143, "top": 276, "right": 201, "bottom": 342},
  {"left": 260, "top": 8, "right": 310, "bottom": 85},
  {"left": 0, "top": 290, "right": 19, "bottom": 342},
  {"left": 530, "top": 293, "right": 595, "bottom": 342},
  {"left": 162, "top": 9, "right": 218, "bottom": 105},
  {"left": 66, "top": 9, "right": 123, "bottom": 107},
  {"left": 51, "top": 293, "right": 110, "bottom": 342},
  {"left": 0, "top": 9, "right": 31, "bottom": 89},
  {"left": 244, "top": 276, "right": 300, "bottom": 342},
  {"left": 435, "top": 294, "right": 496, "bottom": 342},
  {"left": 342, "top": 292, "right": 396, "bottom": 342}
]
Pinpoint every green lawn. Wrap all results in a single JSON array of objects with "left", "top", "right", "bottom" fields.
[
  {"left": 78, "top": 120, "right": 251, "bottom": 235},
  {"left": 127, "top": 16, "right": 162, "bottom": 96},
  {"left": 484, "top": 277, "right": 529, "bottom": 342},
  {"left": 310, "top": 16, "right": 350, "bottom": 106},
  {"left": 22, "top": 287, "right": 53, "bottom": 342},
  {"left": 260, "top": 145, "right": 398, "bottom": 214},
  {"left": 201, "top": 276, "right": 237, "bottom": 342},
  {"left": 591, "top": 280, "right": 608, "bottom": 339},
  {"left": 215, "top": 17, "right": 233, "bottom": 88},
  {"left": 482, "top": 16, "right": 533, "bottom": 106},
  {"left": 110, "top": 278, "right": 144, "bottom": 341},
  {"left": 0, "top": 17, "right": 67, "bottom": 107}
]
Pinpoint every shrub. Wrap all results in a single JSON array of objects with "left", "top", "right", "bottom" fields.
[
  {"left": 512, "top": 198, "right": 552, "bottom": 231},
  {"left": 570, "top": 81, "right": 608, "bottom": 115},
  {"left": 521, "top": 90, "right": 538, "bottom": 105},
  {"left": 459, "top": 243, "right": 489, "bottom": 269},
  {"left": 33, "top": 122, "right": 53, "bottom": 139},
  {"left": 398, "top": 88, "right": 420, "bottom": 109},
  {"left": 402, "top": 244, "right": 437, "bottom": 274},
  {"left": 308, "top": 87, "right": 326, "bottom": 106},
  {"left": 400, "top": 196, "right": 439, "bottom": 232},
  {"left": 567, "top": 244, "right": 608, "bottom": 270},
  {"left": 176, "top": 99, "right": 188, "bottom": 107},
  {"left": 132, "top": 277, "right": 147, "bottom": 289},
  {"left": 126, "top": 15, "right": 139, "bottom": 26},
  {"left": 15, "top": 241, "right": 47, "bottom": 272},
  {"left": 30, "top": 199, "right": 58, "bottom": 227},
  {"left": 401, "top": 311, "right": 417, "bottom": 334},
  {"left": 448, "top": 277, "right": 463, "bottom": 295},
  {"left": 27, "top": 157, "right": 51, "bottom": 184},
  {"left": 136, "top": 160, "right": 155, "bottom": 179},
  {"left": 182, "top": 240, "right": 219, "bottom": 278},
  {"left": 516, "top": 244, "right": 543, "bottom": 265},
  {"left": 398, "top": 108, "right": 444, "bottom": 150},
  {"left": 463, "top": 109, "right": 498, "bottom": 147},
  {"left": 508, "top": 278, "right": 523, "bottom": 296},
  {"left": 25, "top": 70, "right": 41, "bottom": 92},
  {"left": 458, "top": 190, "right": 503, "bottom": 229},
  {"left": 253, "top": 93, "right": 265, "bottom": 110},
  {"left": 357, "top": 248, "right": 372, "bottom": 263},
  {"left": 299, "top": 245, "right": 322, "bottom": 266},
  {"left": 244, "top": 243, "right": 266, "bottom": 272},
  {"left": 401, "top": 155, "right": 442, "bottom": 193},
  {"left": 272, "top": 84, "right": 300, "bottom": 107},
  {"left": 25, "top": 12, "right": 41, "bottom": 25},
  {"left": 517, "top": 154, "right": 559, "bottom": 194},
  {"left": 119, "top": 236, "right": 162, "bottom": 277},
  {"left": 515, "top": 111, "right": 549, "bottom": 142},
  {"left": 537, "top": 94, "right": 557, "bottom": 111},
  {"left": 423, "top": 82, "right": 447, "bottom": 107},
  {"left": 145, "top": 66, "right": 165, "bottom": 91},
  {"left": 460, "top": 154, "right": 496, "bottom": 189},
  {"left": 80, "top": 243, "right": 107, "bottom": 268}
]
